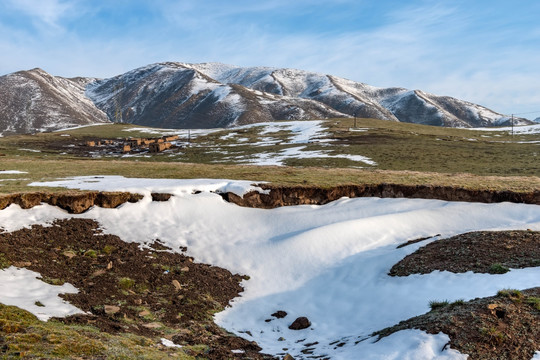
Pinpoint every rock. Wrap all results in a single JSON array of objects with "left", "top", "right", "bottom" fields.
[
  {"left": 151, "top": 193, "right": 172, "bottom": 202},
  {"left": 180, "top": 266, "right": 189, "bottom": 272},
  {"left": 138, "top": 310, "right": 150, "bottom": 317},
  {"left": 106, "top": 261, "right": 113, "bottom": 270},
  {"left": 272, "top": 310, "right": 287, "bottom": 319},
  {"left": 143, "top": 322, "right": 162, "bottom": 329},
  {"left": 288, "top": 317, "right": 311, "bottom": 330},
  {"left": 104, "top": 305, "right": 120, "bottom": 315},
  {"left": 12, "top": 261, "right": 32, "bottom": 267},
  {"left": 172, "top": 279, "right": 182, "bottom": 291},
  {"left": 91, "top": 270, "right": 106, "bottom": 277},
  {"left": 283, "top": 354, "right": 295, "bottom": 360},
  {"left": 63, "top": 251, "right": 77, "bottom": 259}
]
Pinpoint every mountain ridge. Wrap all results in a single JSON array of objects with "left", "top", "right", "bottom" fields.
[{"left": 0, "top": 62, "right": 533, "bottom": 135}]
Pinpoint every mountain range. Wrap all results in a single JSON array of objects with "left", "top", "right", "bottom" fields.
[{"left": 0, "top": 62, "right": 533, "bottom": 135}]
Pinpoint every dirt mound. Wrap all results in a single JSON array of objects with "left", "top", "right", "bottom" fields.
[
  {"left": 389, "top": 230, "right": 540, "bottom": 276},
  {"left": 374, "top": 287, "right": 540, "bottom": 360},
  {"left": 222, "top": 183, "right": 540, "bottom": 208},
  {"left": 0, "top": 218, "right": 273, "bottom": 359},
  {"left": 0, "top": 191, "right": 144, "bottom": 213}
]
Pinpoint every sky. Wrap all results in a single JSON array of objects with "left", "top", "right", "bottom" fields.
[{"left": 1, "top": 0, "right": 539, "bottom": 118}]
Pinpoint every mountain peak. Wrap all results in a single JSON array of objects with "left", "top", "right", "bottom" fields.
[{"left": 0, "top": 62, "right": 534, "bottom": 135}]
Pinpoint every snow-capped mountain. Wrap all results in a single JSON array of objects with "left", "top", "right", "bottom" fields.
[
  {"left": 85, "top": 62, "right": 343, "bottom": 129},
  {"left": 190, "top": 62, "right": 530, "bottom": 128},
  {"left": 0, "top": 68, "right": 109, "bottom": 136},
  {"left": 0, "top": 62, "right": 532, "bottom": 135}
]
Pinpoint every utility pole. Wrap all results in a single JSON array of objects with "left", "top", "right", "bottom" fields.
[
  {"left": 511, "top": 114, "right": 514, "bottom": 137},
  {"left": 353, "top": 111, "right": 357, "bottom": 128}
]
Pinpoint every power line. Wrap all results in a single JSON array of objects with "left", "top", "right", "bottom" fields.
[{"left": 511, "top": 110, "right": 540, "bottom": 116}]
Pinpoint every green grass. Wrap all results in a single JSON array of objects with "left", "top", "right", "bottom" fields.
[
  {"left": 0, "top": 303, "right": 197, "bottom": 359},
  {"left": 0, "top": 119, "right": 538, "bottom": 194},
  {"left": 488, "top": 263, "right": 510, "bottom": 274},
  {"left": 0, "top": 253, "right": 10, "bottom": 269},
  {"left": 525, "top": 296, "right": 540, "bottom": 311},
  {"left": 428, "top": 300, "right": 450, "bottom": 310},
  {"left": 497, "top": 289, "right": 524, "bottom": 303}
]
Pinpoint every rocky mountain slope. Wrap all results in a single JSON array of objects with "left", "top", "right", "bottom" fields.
[
  {"left": 190, "top": 62, "right": 531, "bottom": 128},
  {"left": 0, "top": 62, "right": 533, "bottom": 134},
  {"left": 0, "top": 69, "right": 109, "bottom": 136},
  {"left": 85, "top": 62, "right": 343, "bottom": 129}
]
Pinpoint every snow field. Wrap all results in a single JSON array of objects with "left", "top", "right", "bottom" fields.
[
  {"left": 1, "top": 176, "right": 539, "bottom": 359},
  {"left": 0, "top": 267, "right": 83, "bottom": 321}
]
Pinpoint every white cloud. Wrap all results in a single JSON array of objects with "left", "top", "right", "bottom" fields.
[{"left": 4, "top": 0, "right": 76, "bottom": 29}]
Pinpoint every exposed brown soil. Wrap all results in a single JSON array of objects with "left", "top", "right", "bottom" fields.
[
  {"left": 0, "top": 218, "right": 274, "bottom": 359},
  {"left": 222, "top": 183, "right": 540, "bottom": 207},
  {"left": 389, "top": 230, "right": 540, "bottom": 276},
  {"left": 0, "top": 191, "right": 143, "bottom": 213},
  {"left": 373, "top": 287, "right": 540, "bottom": 360}
]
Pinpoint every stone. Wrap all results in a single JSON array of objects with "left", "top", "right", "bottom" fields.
[
  {"left": 271, "top": 310, "right": 287, "bottom": 319},
  {"left": 138, "top": 310, "right": 150, "bottom": 317},
  {"left": 288, "top": 317, "right": 311, "bottom": 330},
  {"left": 143, "top": 322, "right": 162, "bottom": 329},
  {"left": 172, "top": 279, "right": 182, "bottom": 291},
  {"left": 104, "top": 305, "right": 120, "bottom": 315},
  {"left": 63, "top": 251, "right": 77, "bottom": 259}
]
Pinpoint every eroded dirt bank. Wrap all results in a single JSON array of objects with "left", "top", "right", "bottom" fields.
[
  {"left": 222, "top": 183, "right": 540, "bottom": 208},
  {"left": 0, "top": 191, "right": 146, "bottom": 214}
]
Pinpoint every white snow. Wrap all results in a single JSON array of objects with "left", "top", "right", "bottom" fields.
[
  {"left": 53, "top": 123, "right": 109, "bottom": 132},
  {"left": 0, "top": 267, "right": 84, "bottom": 321},
  {"left": 0, "top": 170, "right": 28, "bottom": 174},
  {"left": 470, "top": 123, "right": 540, "bottom": 134},
  {"left": 29, "top": 176, "right": 267, "bottom": 198},
  {"left": 244, "top": 146, "right": 376, "bottom": 166},
  {"left": 160, "top": 338, "right": 182, "bottom": 348},
  {"left": 5, "top": 176, "right": 536, "bottom": 359}
]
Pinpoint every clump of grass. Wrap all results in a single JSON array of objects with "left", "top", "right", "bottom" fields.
[
  {"left": 102, "top": 245, "right": 116, "bottom": 255},
  {"left": 84, "top": 249, "right": 98, "bottom": 258},
  {"left": 0, "top": 252, "right": 10, "bottom": 269},
  {"left": 38, "top": 277, "right": 65, "bottom": 286},
  {"left": 34, "top": 301, "right": 45, "bottom": 307},
  {"left": 429, "top": 300, "right": 450, "bottom": 310},
  {"left": 488, "top": 263, "right": 510, "bottom": 274},
  {"left": 525, "top": 296, "right": 540, "bottom": 311},
  {"left": 449, "top": 299, "right": 465, "bottom": 308},
  {"left": 497, "top": 289, "right": 524, "bottom": 303},
  {"left": 480, "top": 326, "right": 505, "bottom": 345},
  {"left": 118, "top": 277, "right": 136, "bottom": 290}
]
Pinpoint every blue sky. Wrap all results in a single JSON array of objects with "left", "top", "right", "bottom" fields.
[{"left": 1, "top": 0, "right": 539, "bottom": 118}]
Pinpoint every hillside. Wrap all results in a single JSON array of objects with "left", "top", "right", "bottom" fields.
[
  {"left": 0, "top": 62, "right": 533, "bottom": 135},
  {"left": 0, "top": 69, "right": 109, "bottom": 136}
]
